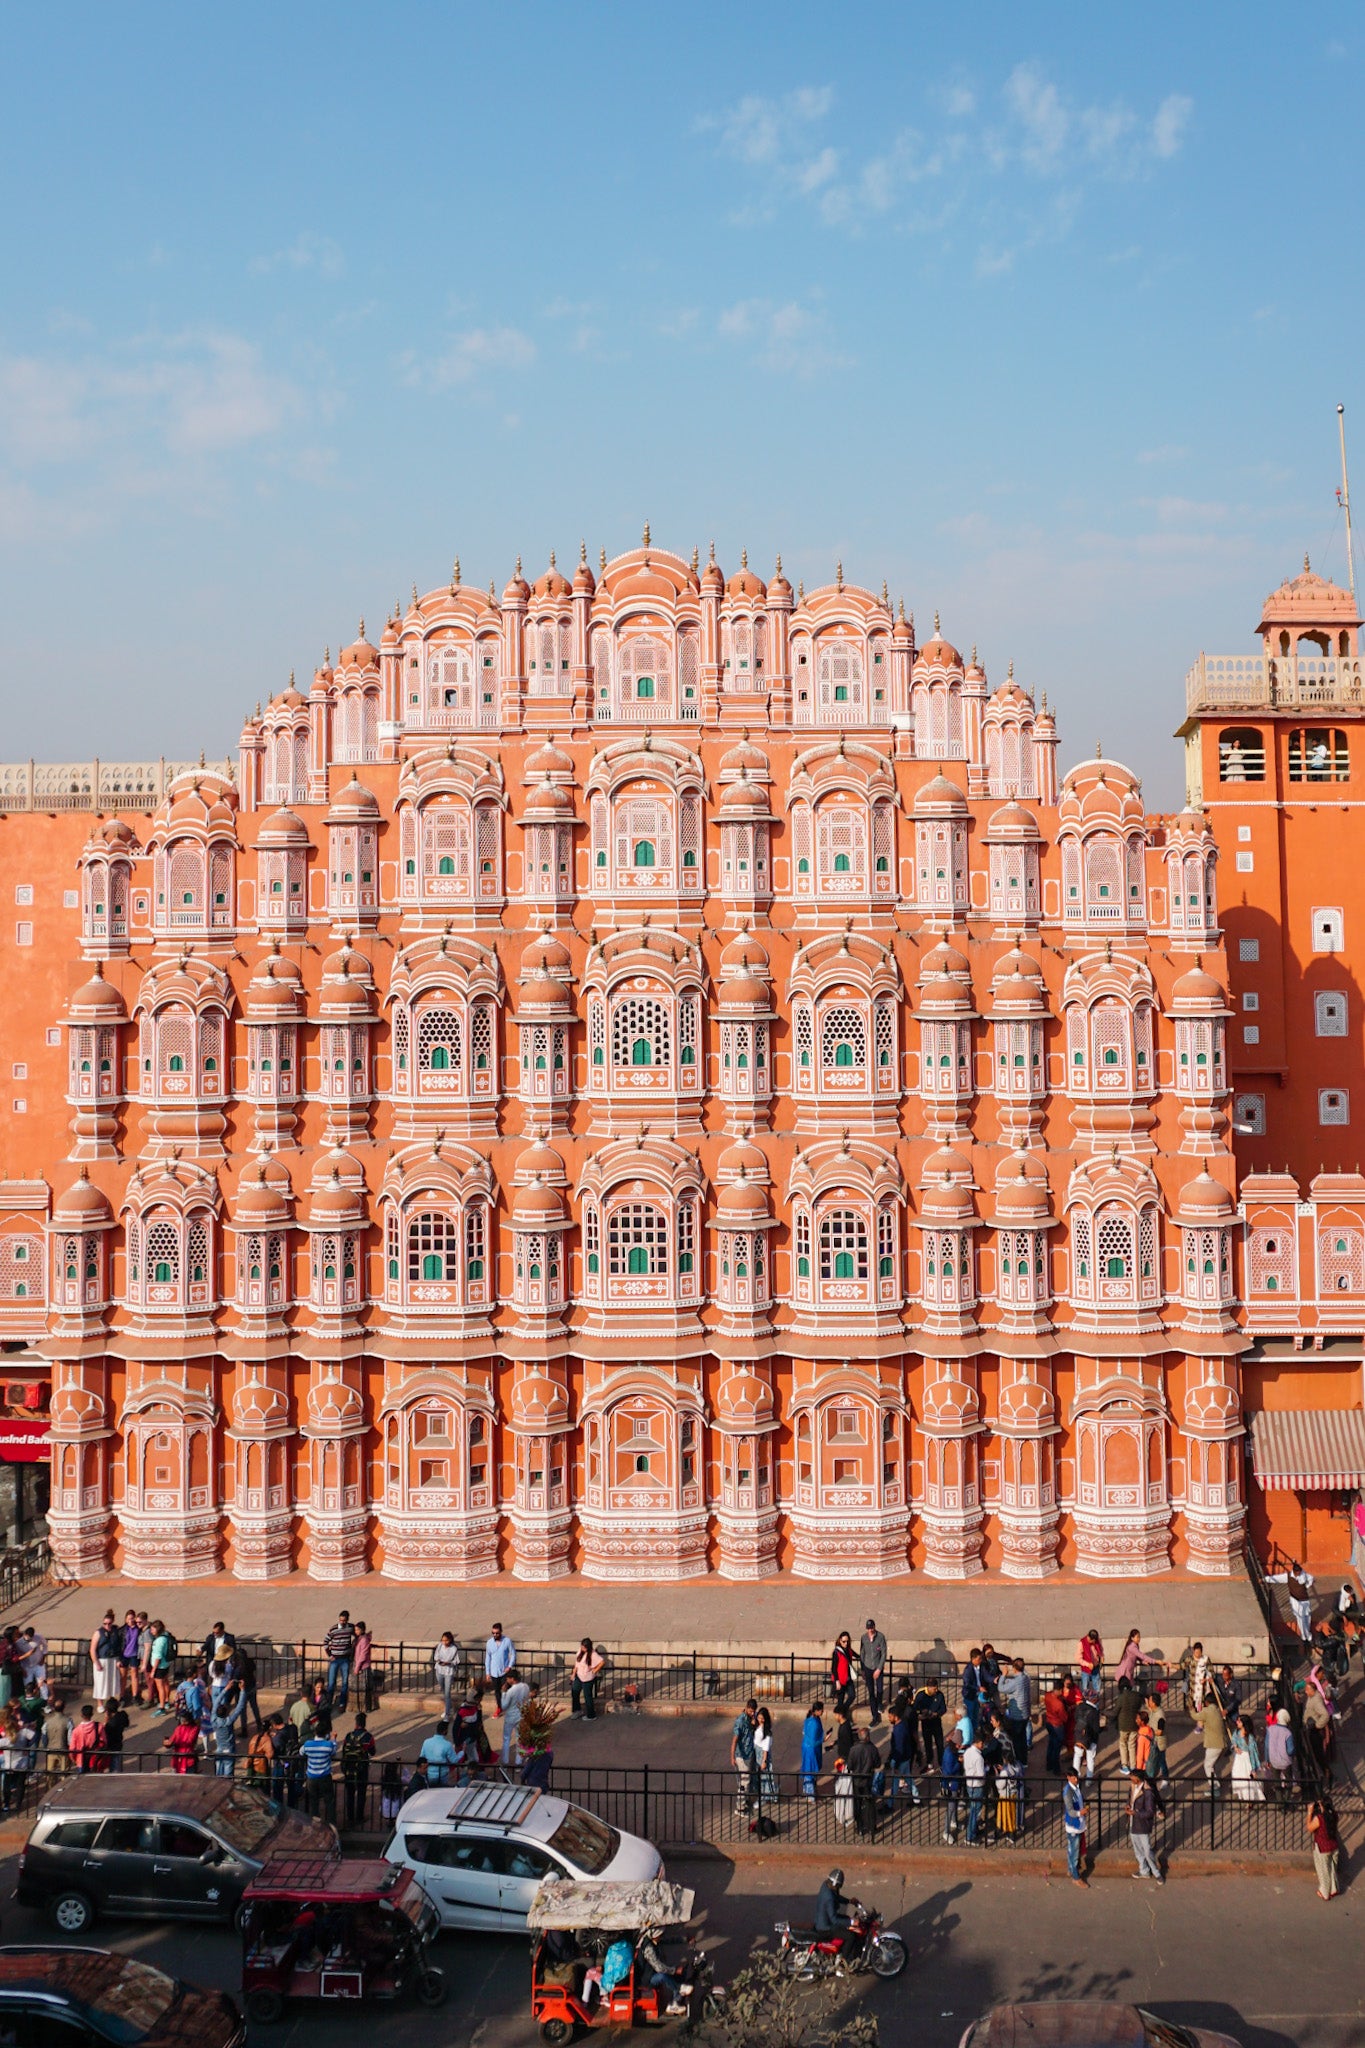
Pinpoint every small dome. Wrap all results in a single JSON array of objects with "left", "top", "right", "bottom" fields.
[
  {"left": 53, "top": 1171, "right": 114, "bottom": 1227},
  {"left": 307, "top": 1169, "right": 367, "bottom": 1225},
  {"left": 717, "top": 1134, "right": 770, "bottom": 1184},
  {"left": 512, "top": 1180, "right": 568, "bottom": 1225},
  {"left": 327, "top": 777, "right": 379, "bottom": 820},
  {"left": 920, "top": 1143, "right": 974, "bottom": 1189},
  {"left": 524, "top": 777, "right": 575, "bottom": 818},
  {"left": 339, "top": 629, "right": 379, "bottom": 669},
  {"left": 511, "top": 1368, "right": 569, "bottom": 1429},
  {"left": 716, "top": 1177, "right": 771, "bottom": 1222},
  {"left": 1258, "top": 561, "right": 1360, "bottom": 629},
  {"left": 984, "top": 800, "right": 1041, "bottom": 842},
  {"left": 918, "top": 1166, "right": 976, "bottom": 1222},
  {"left": 914, "top": 772, "right": 968, "bottom": 814},
  {"left": 992, "top": 946, "right": 1044, "bottom": 986},
  {"left": 700, "top": 547, "right": 725, "bottom": 595},
  {"left": 1178, "top": 1171, "right": 1236, "bottom": 1220},
  {"left": 520, "top": 930, "right": 573, "bottom": 982},
  {"left": 524, "top": 739, "right": 574, "bottom": 782},
  {"left": 720, "top": 772, "right": 769, "bottom": 816},
  {"left": 572, "top": 547, "right": 596, "bottom": 596},
  {"left": 67, "top": 964, "right": 127, "bottom": 1022},
  {"left": 916, "top": 633, "right": 963, "bottom": 670},
  {"left": 718, "top": 736, "right": 770, "bottom": 779},
  {"left": 258, "top": 807, "right": 309, "bottom": 847},
  {"left": 533, "top": 556, "right": 572, "bottom": 599},
  {"left": 920, "top": 939, "right": 972, "bottom": 983},
  {"left": 1171, "top": 965, "right": 1226, "bottom": 1007},
  {"left": 502, "top": 560, "right": 531, "bottom": 605},
  {"left": 725, "top": 552, "right": 767, "bottom": 602},
  {"left": 767, "top": 558, "right": 793, "bottom": 603},
  {"left": 993, "top": 1154, "right": 1052, "bottom": 1222},
  {"left": 232, "top": 1161, "right": 294, "bottom": 1224}
]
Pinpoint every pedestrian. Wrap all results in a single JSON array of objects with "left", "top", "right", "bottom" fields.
[
  {"left": 1268, "top": 1561, "right": 1316, "bottom": 1643},
  {"left": 1062, "top": 1765, "right": 1088, "bottom": 1885},
  {"left": 245, "top": 1718, "right": 273, "bottom": 1785},
  {"left": 1198, "top": 1691, "right": 1227, "bottom": 1790},
  {"left": 1072, "top": 1692, "right": 1100, "bottom": 1779},
  {"left": 961, "top": 1649, "right": 987, "bottom": 1738},
  {"left": 729, "top": 1699, "right": 757, "bottom": 1814},
  {"left": 939, "top": 1733, "right": 965, "bottom": 1841},
  {"left": 1143, "top": 1692, "right": 1171, "bottom": 1788},
  {"left": 963, "top": 1734, "right": 988, "bottom": 1845},
  {"left": 484, "top": 1622, "right": 516, "bottom": 1710},
  {"left": 323, "top": 1610, "right": 356, "bottom": 1712},
  {"left": 231, "top": 1642, "right": 264, "bottom": 1736},
  {"left": 1265, "top": 1707, "right": 1296, "bottom": 1798},
  {"left": 832, "top": 1757, "right": 854, "bottom": 1828},
  {"left": 1230, "top": 1714, "right": 1265, "bottom": 1801},
  {"left": 847, "top": 1724, "right": 880, "bottom": 1838},
  {"left": 1306, "top": 1796, "right": 1341, "bottom": 1901},
  {"left": 17, "top": 1626, "right": 47, "bottom": 1693},
  {"left": 403, "top": 1757, "right": 431, "bottom": 1804},
  {"left": 800, "top": 1699, "right": 826, "bottom": 1799},
  {"left": 5, "top": 1710, "right": 36, "bottom": 1814},
  {"left": 201, "top": 1621, "right": 236, "bottom": 1667},
  {"left": 165, "top": 1711, "right": 201, "bottom": 1774},
  {"left": 380, "top": 1758, "right": 404, "bottom": 1823},
  {"left": 859, "top": 1619, "right": 888, "bottom": 1724},
  {"left": 754, "top": 1705, "right": 778, "bottom": 1810},
  {"left": 1042, "top": 1678, "right": 1070, "bottom": 1775},
  {"left": 886, "top": 1704, "right": 921, "bottom": 1806},
  {"left": 455, "top": 1684, "right": 489, "bottom": 1769},
  {"left": 101, "top": 1698, "right": 128, "bottom": 1772},
  {"left": 1127, "top": 1768, "right": 1164, "bottom": 1881},
  {"left": 500, "top": 1675, "right": 531, "bottom": 1764},
  {"left": 434, "top": 1633, "right": 462, "bottom": 1718},
  {"left": 42, "top": 1694, "right": 71, "bottom": 1775},
  {"left": 301, "top": 1715, "right": 338, "bottom": 1824},
  {"left": 1214, "top": 1665, "right": 1241, "bottom": 1722},
  {"left": 271, "top": 1713, "right": 302, "bottom": 1807},
  {"left": 1076, "top": 1628, "right": 1104, "bottom": 1705},
  {"left": 147, "top": 1620, "right": 173, "bottom": 1713},
  {"left": 1113, "top": 1629, "right": 1146, "bottom": 1693},
  {"left": 136, "top": 1612, "right": 154, "bottom": 1705},
  {"left": 211, "top": 1683, "right": 240, "bottom": 1778},
  {"left": 352, "top": 1621, "right": 375, "bottom": 1714},
  {"left": 833, "top": 1702, "right": 856, "bottom": 1766},
  {"left": 1301, "top": 1684, "right": 1335, "bottom": 1784},
  {"left": 90, "top": 1611, "right": 120, "bottom": 1706},
  {"left": 1115, "top": 1681, "right": 1141, "bottom": 1773},
  {"left": 999, "top": 1658, "right": 1032, "bottom": 1764},
  {"left": 69, "top": 1703, "right": 102, "bottom": 1772},
  {"left": 341, "top": 1713, "right": 376, "bottom": 1829},
  {"left": 420, "top": 1718, "right": 460, "bottom": 1787},
  {"left": 572, "top": 1639, "right": 605, "bottom": 1720},
  {"left": 913, "top": 1676, "right": 947, "bottom": 1773},
  {"left": 118, "top": 1609, "right": 141, "bottom": 1704},
  {"left": 829, "top": 1632, "right": 856, "bottom": 1716}
]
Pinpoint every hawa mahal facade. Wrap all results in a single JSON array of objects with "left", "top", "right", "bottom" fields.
[{"left": 0, "top": 538, "right": 1358, "bottom": 1583}]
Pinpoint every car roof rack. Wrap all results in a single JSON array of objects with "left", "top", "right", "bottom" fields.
[{"left": 445, "top": 1782, "right": 541, "bottom": 1828}]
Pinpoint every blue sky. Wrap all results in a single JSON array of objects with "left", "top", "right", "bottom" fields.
[{"left": 1, "top": 1, "right": 1360, "bottom": 805}]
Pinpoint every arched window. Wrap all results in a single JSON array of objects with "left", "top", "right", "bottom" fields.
[
  {"left": 407, "top": 1211, "right": 457, "bottom": 1284},
  {"left": 608, "top": 1203, "right": 669, "bottom": 1278},
  {"left": 1218, "top": 727, "right": 1265, "bottom": 782},
  {"left": 819, "top": 1210, "right": 868, "bottom": 1281},
  {"left": 438, "top": 855, "right": 455, "bottom": 875},
  {"left": 633, "top": 840, "right": 656, "bottom": 868}
]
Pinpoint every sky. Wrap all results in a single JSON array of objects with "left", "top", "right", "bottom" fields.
[{"left": 0, "top": 2, "right": 1361, "bottom": 807}]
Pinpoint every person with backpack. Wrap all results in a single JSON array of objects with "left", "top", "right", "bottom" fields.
[
  {"left": 148, "top": 1621, "right": 176, "bottom": 1713},
  {"left": 341, "top": 1713, "right": 377, "bottom": 1829},
  {"left": 246, "top": 1719, "right": 273, "bottom": 1785}
]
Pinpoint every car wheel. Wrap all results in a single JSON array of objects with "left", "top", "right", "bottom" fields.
[
  {"left": 49, "top": 1889, "right": 96, "bottom": 1935},
  {"left": 245, "top": 1988, "right": 285, "bottom": 2026}
]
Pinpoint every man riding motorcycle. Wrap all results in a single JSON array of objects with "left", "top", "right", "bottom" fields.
[{"left": 813, "top": 1868, "right": 863, "bottom": 1962}]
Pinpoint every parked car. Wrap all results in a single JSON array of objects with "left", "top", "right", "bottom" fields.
[
  {"left": 0, "top": 1944, "right": 244, "bottom": 2046},
  {"left": 385, "top": 1780, "right": 662, "bottom": 1931},
  {"left": 14, "top": 1777, "right": 338, "bottom": 1936},
  {"left": 959, "top": 2005, "right": 1243, "bottom": 2048}
]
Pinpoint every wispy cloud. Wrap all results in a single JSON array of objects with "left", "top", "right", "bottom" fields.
[
  {"left": 250, "top": 232, "right": 344, "bottom": 279},
  {"left": 716, "top": 297, "right": 851, "bottom": 377},
  {"left": 398, "top": 326, "right": 536, "bottom": 391},
  {"left": 1137, "top": 444, "right": 1189, "bottom": 465},
  {"left": 699, "top": 66, "right": 1194, "bottom": 262}
]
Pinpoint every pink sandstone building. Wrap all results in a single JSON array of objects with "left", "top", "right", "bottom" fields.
[{"left": 0, "top": 538, "right": 1352, "bottom": 1585}]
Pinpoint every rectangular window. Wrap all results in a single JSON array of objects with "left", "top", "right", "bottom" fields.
[
  {"left": 63, "top": 889, "right": 79, "bottom": 908},
  {"left": 1312, "top": 908, "right": 1344, "bottom": 953},
  {"left": 1243, "top": 1025, "right": 1260, "bottom": 1044},
  {"left": 1315, "top": 991, "right": 1348, "bottom": 1037},
  {"left": 1233, "top": 1093, "right": 1266, "bottom": 1135},
  {"left": 14, "top": 923, "right": 32, "bottom": 947},
  {"left": 1320, "top": 1088, "right": 1350, "bottom": 1126},
  {"left": 832, "top": 1458, "right": 860, "bottom": 1486},
  {"left": 1235, "top": 851, "right": 1254, "bottom": 872},
  {"left": 10, "top": 1064, "right": 25, "bottom": 1080},
  {"left": 1242, "top": 992, "right": 1259, "bottom": 1011},
  {"left": 45, "top": 1028, "right": 61, "bottom": 1047},
  {"left": 10, "top": 1099, "right": 25, "bottom": 1115},
  {"left": 1239, "top": 939, "right": 1260, "bottom": 962},
  {"left": 13, "top": 885, "right": 32, "bottom": 906}
]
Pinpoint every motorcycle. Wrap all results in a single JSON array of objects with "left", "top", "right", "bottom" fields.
[{"left": 773, "top": 1902, "right": 907, "bottom": 1980}]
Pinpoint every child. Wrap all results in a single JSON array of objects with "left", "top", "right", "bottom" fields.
[{"left": 380, "top": 1757, "right": 404, "bottom": 1823}]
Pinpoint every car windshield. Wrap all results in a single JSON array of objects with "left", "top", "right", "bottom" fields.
[
  {"left": 209, "top": 1783, "right": 283, "bottom": 1855},
  {"left": 546, "top": 1805, "right": 621, "bottom": 1875},
  {"left": 1139, "top": 2017, "right": 1199, "bottom": 2048},
  {"left": 46, "top": 1957, "right": 178, "bottom": 2044}
]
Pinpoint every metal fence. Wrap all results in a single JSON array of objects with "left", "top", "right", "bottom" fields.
[
  {"left": 29, "top": 1636, "right": 1283, "bottom": 1724},
  {"left": 0, "top": 1757, "right": 1331, "bottom": 1860}
]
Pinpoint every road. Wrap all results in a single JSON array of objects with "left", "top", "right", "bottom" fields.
[{"left": 0, "top": 1845, "right": 1358, "bottom": 2048}]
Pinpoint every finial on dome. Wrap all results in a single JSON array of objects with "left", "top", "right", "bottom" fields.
[
  {"left": 709, "top": 539, "right": 716, "bottom": 562},
  {"left": 1041, "top": 691, "right": 1049, "bottom": 711},
  {"left": 599, "top": 546, "right": 607, "bottom": 572},
  {"left": 1096, "top": 739, "right": 1103, "bottom": 757},
  {"left": 515, "top": 555, "right": 522, "bottom": 577},
  {"left": 934, "top": 609, "right": 941, "bottom": 634},
  {"left": 642, "top": 520, "right": 651, "bottom": 547},
  {"left": 1304, "top": 551, "right": 1312, "bottom": 572},
  {"left": 841, "top": 1127, "right": 851, "bottom": 1154},
  {"left": 452, "top": 558, "right": 461, "bottom": 588},
  {"left": 775, "top": 553, "right": 782, "bottom": 574},
  {"left": 548, "top": 549, "right": 556, "bottom": 568},
  {"left": 972, "top": 645, "right": 978, "bottom": 666},
  {"left": 358, "top": 617, "right": 365, "bottom": 638},
  {"left": 897, "top": 597, "right": 905, "bottom": 622},
  {"left": 798, "top": 579, "right": 805, "bottom": 601},
  {"left": 579, "top": 538, "right": 587, "bottom": 563},
  {"left": 488, "top": 578, "right": 496, "bottom": 601},
  {"left": 836, "top": 560, "right": 844, "bottom": 589},
  {"left": 411, "top": 583, "right": 419, "bottom": 606},
  {"left": 882, "top": 580, "right": 889, "bottom": 606},
  {"left": 1007, "top": 657, "right": 1013, "bottom": 678},
  {"left": 690, "top": 545, "right": 699, "bottom": 574},
  {"left": 255, "top": 701, "right": 261, "bottom": 718},
  {"left": 741, "top": 547, "right": 748, "bottom": 569}
]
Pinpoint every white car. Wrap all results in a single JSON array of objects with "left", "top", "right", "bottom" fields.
[
  {"left": 385, "top": 1781, "right": 663, "bottom": 1932},
  {"left": 958, "top": 2006, "right": 1242, "bottom": 2048}
]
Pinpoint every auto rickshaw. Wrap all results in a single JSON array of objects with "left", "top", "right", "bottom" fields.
[
  {"left": 528, "top": 1878, "right": 707, "bottom": 2041},
  {"left": 239, "top": 1856, "right": 447, "bottom": 2026}
]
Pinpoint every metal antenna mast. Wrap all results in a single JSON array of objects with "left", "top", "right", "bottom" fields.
[{"left": 1338, "top": 402, "right": 1357, "bottom": 600}]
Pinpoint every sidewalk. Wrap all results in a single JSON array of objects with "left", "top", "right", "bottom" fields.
[{"left": 14, "top": 1565, "right": 1271, "bottom": 1664}]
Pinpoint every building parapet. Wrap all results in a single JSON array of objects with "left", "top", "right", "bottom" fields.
[
  {"left": 0, "top": 761, "right": 233, "bottom": 814},
  {"left": 1186, "top": 652, "right": 1364, "bottom": 718}
]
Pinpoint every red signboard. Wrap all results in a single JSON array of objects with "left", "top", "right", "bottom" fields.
[{"left": 0, "top": 1422, "right": 49, "bottom": 1463}]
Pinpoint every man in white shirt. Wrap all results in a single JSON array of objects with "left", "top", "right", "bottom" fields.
[
  {"left": 963, "top": 1735, "right": 989, "bottom": 1844},
  {"left": 1268, "top": 1561, "right": 1316, "bottom": 1642},
  {"left": 500, "top": 1677, "right": 531, "bottom": 1763}
]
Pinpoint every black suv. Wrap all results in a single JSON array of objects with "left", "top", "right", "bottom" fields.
[
  {"left": 15, "top": 1777, "right": 337, "bottom": 1935},
  {"left": 0, "top": 1946, "right": 244, "bottom": 2046}
]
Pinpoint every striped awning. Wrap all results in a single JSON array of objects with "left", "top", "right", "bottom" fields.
[{"left": 1249, "top": 1408, "right": 1365, "bottom": 1491}]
